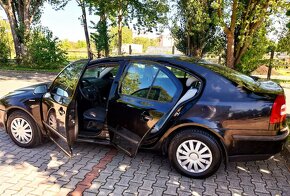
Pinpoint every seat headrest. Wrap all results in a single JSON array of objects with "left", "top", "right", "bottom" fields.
[{"left": 186, "top": 77, "right": 198, "bottom": 87}]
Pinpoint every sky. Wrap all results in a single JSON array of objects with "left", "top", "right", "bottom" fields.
[
  {"left": 0, "top": 1, "right": 166, "bottom": 41},
  {"left": 0, "top": 1, "right": 99, "bottom": 41}
]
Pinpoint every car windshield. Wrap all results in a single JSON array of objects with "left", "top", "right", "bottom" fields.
[{"left": 201, "top": 63, "right": 259, "bottom": 91}]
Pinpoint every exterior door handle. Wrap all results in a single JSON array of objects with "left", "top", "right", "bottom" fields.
[
  {"left": 58, "top": 107, "right": 65, "bottom": 116},
  {"left": 141, "top": 111, "right": 153, "bottom": 121}
]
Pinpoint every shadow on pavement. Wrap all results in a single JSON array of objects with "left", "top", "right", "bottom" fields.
[{"left": 0, "top": 129, "right": 289, "bottom": 195}]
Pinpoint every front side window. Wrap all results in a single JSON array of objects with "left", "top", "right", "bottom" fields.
[
  {"left": 51, "top": 60, "right": 87, "bottom": 99},
  {"left": 121, "top": 61, "right": 178, "bottom": 102}
]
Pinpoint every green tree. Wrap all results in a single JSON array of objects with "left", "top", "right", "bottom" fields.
[
  {"left": 214, "top": 0, "right": 288, "bottom": 69},
  {"left": 0, "top": 0, "right": 68, "bottom": 62},
  {"left": 0, "top": 26, "right": 10, "bottom": 63},
  {"left": 0, "top": 17, "right": 13, "bottom": 62},
  {"left": 171, "top": 0, "right": 218, "bottom": 58},
  {"left": 27, "top": 27, "right": 68, "bottom": 68},
  {"left": 60, "top": 39, "right": 73, "bottom": 50},
  {"left": 110, "top": 26, "right": 133, "bottom": 51},
  {"left": 91, "top": 20, "right": 110, "bottom": 57},
  {"left": 287, "top": 10, "right": 290, "bottom": 29},
  {"left": 89, "top": 0, "right": 112, "bottom": 57},
  {"left": 114, "top": 0, "right": 168, "bottom": 55},
  {"left": 133, "top": 37, "right": 158, "bottom": 52},
  {"left": 277, "top": 9, "right": 290, "bottom": 54},
  {"left": 76, "top": 0, "right": 93, "bottom": 59},
  {"left": 237, "top": 25, "right": 270, "bottom": 74}
]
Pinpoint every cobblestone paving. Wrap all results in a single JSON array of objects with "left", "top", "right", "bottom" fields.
[
  {"left": 0, "top": 70, "right": 290, "bottom": 195},
  {"left": 0, "top": 130, "right": 289, "bottom": 196}
]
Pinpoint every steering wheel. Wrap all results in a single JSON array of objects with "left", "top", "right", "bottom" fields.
[{"left": 79, "top": 79, "right": 101, "bottom": 102}]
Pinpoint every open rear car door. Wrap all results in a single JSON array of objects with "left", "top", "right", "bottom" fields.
[
  {"left": 107, "top": 60, "right": 186, "bottom": 157},
  {"left": 42, "top": 60, "right": 89, "bottom": 156}
]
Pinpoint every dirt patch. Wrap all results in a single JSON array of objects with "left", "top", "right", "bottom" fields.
[{"left": 251, "top": 65, "right": 279, "bottom": 75}]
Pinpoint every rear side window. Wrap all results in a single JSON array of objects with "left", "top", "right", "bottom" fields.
[
  {"left": 202, "top": 63, "right": 259, "bottom": 90},
  {"left": 149, "top": 71, "right": 176, "bottom": 102},
  {"left": 120, "top": 61, "right": 178, "bottom": 102}
]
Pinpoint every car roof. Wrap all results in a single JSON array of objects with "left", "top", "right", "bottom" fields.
[{"left": 88, "top": 55, "right": 202, "bottom": 65}]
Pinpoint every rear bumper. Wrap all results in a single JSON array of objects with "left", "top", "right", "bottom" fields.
[
  {"left": 0, "top": 109, "right": 6, "bottom": 131},
  {"left": 229, "top": 127, "right": 289, "bottom": 161},
  {"left": 232, "top": 127, "right": 289, "bottom": 142}
]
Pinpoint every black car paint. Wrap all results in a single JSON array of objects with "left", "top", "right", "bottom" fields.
[
  {"left": 0, "top": 56, "right": 288, "bottom": 162},
  {"left": 0, "top": 83, "right": 49, "bottom": 134}
]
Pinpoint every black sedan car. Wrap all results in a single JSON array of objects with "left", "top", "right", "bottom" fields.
[{"left": 0, "top": 56, "right": 288, "bottom": 178}]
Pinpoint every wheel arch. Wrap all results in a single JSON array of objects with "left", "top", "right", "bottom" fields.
[
  {"left": 161, "top": 123, "right": 228, "bottom": 165},
  {"left": 6, "top": 107, "right": 45, "bottom": 136}
]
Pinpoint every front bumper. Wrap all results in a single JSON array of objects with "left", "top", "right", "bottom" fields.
[{"left": 0, "top": 109, "right": 6, "bottom": 131}]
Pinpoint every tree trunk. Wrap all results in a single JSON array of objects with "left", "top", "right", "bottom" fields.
[
  {"left": 226, "top": 32, "right": 235, "bottom": 69},
  {"left": 187, "top": 34, "right": 191, "bottom": 56},
  {"left": 192, "top": 47, "right": 202, "bottom": 58},
  {"left": 79, "top": 0, "right": 93, "bottom": 59},
  {"left": 117, "top": 3, "right": 123, "bottom": 55},
  {"left": 1, "top": 0, "right": 33, "bottom": 62},
  {"left": 267, "top": 50, "right": 274, "bottom": 80},
  {"left": 5, "top": 6, "right": 22, "bottom": 61}
]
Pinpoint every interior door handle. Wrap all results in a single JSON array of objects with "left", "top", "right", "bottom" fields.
[
  {"left": 141, "top": 111, "right": 153, "bottom": 121},
  {"left": 58, "top": 107, "right": 65, "bottom": 116}
]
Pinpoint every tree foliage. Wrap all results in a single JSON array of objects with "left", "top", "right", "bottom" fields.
[
  {"left": 88, "top": 0, "right": 112, "bottom": 57},
  {"left": 237, "top": 25, "right": 270, "bottom": 74},
  {"left": 26, "top": 27, "right": 68, "bottom": 68},
  {"left": 0, "top": 18, "right": 12, "bottom": 62},
  {"left": 214, "top": 0, "right": 289, "bottom": 69},
  {"left": 113, "top": 0, "right": 169, "bottom": 54},
  {"left": 0, "top": 0, "right": 68, "bottom": 62},
  {"left": 133, "top": 37, "right": 158, "bottom": 52},
  {"left": 91, "top": 20, "right": 110, "bottom": 57},
  {"left": 110, "top": 26, "right": 133, "bottom": 50},
  {"left": 277, "top": 9, "right": 290, "bottom": 54},
  {"left": 76, "top": 0, "right": 93, "bottom": 59},
  {"left": 171, "top": 0, "right": 218, "bottom": 58}
]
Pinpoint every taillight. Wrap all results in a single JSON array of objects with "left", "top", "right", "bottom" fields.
[{"left": 270, "top": 94, "right": 286, "bottom": 124}]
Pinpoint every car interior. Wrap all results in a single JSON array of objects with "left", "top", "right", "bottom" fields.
[
  {"left": 76, "top": 64, "right": 119, "bottom": 139},
  {"left": 76, "top": 62, "right": 201, "bottom": 141}
]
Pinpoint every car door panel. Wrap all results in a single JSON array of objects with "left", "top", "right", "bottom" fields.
[
  {"left": 42, "top": 60, "right": 88, "bottom": 156},
  {"left": 107, "top": 61, "right": 182, "bottom": 156}
]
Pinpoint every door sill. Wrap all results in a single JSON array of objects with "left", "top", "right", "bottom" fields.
[
  {"left": 78, "top": 129, "right": 109, "bottom": 139},
  {"left": 76, "top": 138, "right": 111, "bottom": 145}
]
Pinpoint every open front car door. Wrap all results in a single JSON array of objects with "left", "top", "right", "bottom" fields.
[{"left": 42, "top": 60, "right": 88, "bottom": 156}]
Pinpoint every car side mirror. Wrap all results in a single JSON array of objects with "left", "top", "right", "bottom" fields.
[{"left": 34, "top": 85, "right": 48, "bottom": 94}]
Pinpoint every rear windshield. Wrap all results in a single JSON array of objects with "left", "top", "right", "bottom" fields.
[{"left": 201, "top": 63, "right": 259, "bottom": 90}]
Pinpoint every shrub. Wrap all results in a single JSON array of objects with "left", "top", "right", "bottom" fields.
[
  {"left": 0, "top": 26, "right": 10, "bottom": 63},
  {"left": 26, "top": 27, "right": 68, "bottom": 69}
]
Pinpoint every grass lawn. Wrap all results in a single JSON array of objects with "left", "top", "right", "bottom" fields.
[{"left": 0, "top": 63, "right": 62, "bottom": 73}]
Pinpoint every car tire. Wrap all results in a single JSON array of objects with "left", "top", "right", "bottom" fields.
[
  {"left": 168, "top": 128, "right": 222, "bottom": 178},
  {"left": 7, "top": 111, "right": 41, "bottom": 148}
]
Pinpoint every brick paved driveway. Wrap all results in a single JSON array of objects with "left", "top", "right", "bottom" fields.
[{"left": 0, "top": 70, "right": 290, "bottom": 196}]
